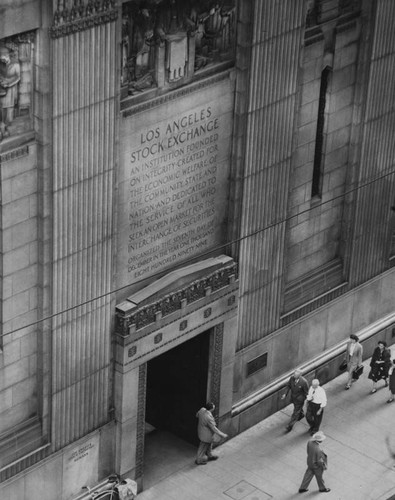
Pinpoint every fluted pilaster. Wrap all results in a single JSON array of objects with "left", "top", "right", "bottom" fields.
[{"left": 51, "top": 19, "right": 117, "bottom": 449}]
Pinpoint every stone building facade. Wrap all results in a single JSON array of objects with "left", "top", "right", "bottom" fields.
[{"left": 0, "top": 0, "right": 394, "bottom": 498}]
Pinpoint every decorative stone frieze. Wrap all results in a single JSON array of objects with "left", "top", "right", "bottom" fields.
[
  {"left": 0, "top": 144, "right": 29, "bottom": 163},
  {"left": 115, "top": 261, "right": 238, "bottom": 336},
  {"left": 50, "top": 0, "right": 118, "bottom": 39}
]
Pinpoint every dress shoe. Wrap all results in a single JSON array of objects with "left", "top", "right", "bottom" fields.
[
  {"left": 298, "top": 489, "right": 308, "bottom": 493},
  {"left": 319, "top": 488, "right": 331, "bottom": 492},
  {"left": 207, "top": 455, "right": 218, "bottom": 461},
  {"left": 195, "top": 460, "right": 207, "bottom": 465}
]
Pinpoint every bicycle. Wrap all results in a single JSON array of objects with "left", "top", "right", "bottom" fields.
[{"left": 81, "top": 474, "right": 137, "bottom": 500}]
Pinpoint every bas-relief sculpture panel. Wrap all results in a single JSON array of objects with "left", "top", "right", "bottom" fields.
[
  {"left": 117, "top": 77, "right": 234, "bottom": 289},
  {"left": 121, "top": 0, "right": 236, "bottom": 96},
  {"left": 0, "top": 31, "right": 34, "bottom": 142}
]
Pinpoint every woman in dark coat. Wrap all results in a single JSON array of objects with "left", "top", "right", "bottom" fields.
[
  {"left": 387, "top": 360, "right": 395, "bottom": 403},
  {"left": 368, "top": 341, "right": 391, "bottom": 393}
]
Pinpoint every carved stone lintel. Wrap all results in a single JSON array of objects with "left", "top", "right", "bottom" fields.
[{"left": 118, "top": 262, "right": 238, "bottom": 334}]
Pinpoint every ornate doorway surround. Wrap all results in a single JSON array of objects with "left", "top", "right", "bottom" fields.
[{"left": 114, "top": 255, "right": 239, "bottom": 488}]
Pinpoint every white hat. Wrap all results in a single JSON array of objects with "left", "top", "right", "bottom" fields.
[{"left": 312, "top": 431, "right": 326, "bottom": 442}]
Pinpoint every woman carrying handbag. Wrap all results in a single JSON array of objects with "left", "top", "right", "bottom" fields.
[
  {"left": 368, "top": 340, "right": 391, "bottom": 393},
  {"left": 344, "top": 334, "right": 363, "bottom": 390}
]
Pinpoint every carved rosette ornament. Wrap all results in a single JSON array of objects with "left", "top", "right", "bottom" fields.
[{"left": 50, "top": 0, "right": 118, "bottom": 38}]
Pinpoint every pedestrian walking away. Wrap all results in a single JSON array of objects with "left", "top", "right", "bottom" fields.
[
  {"left": 299, "top": 431, "right": 330, "bottom": 493},
  {"left": 306, "top": 379, "right": 327, "bottom": 435},
  {"left": 387, "top": 359, "right": 395, "bottom": 403},
  {"left": 344, "top": 334, "right": 363, "bottom": 390},
  {"left": 195, "top": 402, "right": 228, "bottom": 465},
  {"left": 281, "top": 369, "right": 309, "bottom": 432},
  {"left": 368, "top": 341, "right": 391, "bottom": 393}
]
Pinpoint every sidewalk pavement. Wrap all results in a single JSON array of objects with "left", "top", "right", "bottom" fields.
[{"left": 137, "top": 355, "right": 395, "bottom": 500}]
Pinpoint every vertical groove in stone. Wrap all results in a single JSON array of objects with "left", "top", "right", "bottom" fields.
[
  {"left": 237, "top": 0, "right": 305, "bottom": 350},
  {"left": 349, "top": 0, "right": 395, "bottom": 286},
  {"left": 52, "top": 22, "right": 116, "bottom": 449}
]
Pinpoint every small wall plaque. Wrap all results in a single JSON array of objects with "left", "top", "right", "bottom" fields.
[
  {"left": 246, "top": 352, "right": 268, "bottom": 377},
  {"left": 228, "top": 295, "right": 236, "bottom": 306},
  {"left": 179, "top": 320, "right": 188, "bottom": 331}
]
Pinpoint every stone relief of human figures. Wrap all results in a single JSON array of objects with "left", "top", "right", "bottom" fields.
[
  {"left": 0, "top": 32, "right": 34, "bottom": 142},
  {"left": 121, "top": 0, "right": 235, "bottom": 96},
  {"left": 0, "top": 46, "right": 21, "bottom": 140}
]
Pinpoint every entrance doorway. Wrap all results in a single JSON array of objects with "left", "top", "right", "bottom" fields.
[{"left": 143, "top": 330, "right": 210, "bottom": 486}]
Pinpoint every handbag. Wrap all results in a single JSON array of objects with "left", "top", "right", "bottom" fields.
[
  {"left": 339, "top": 359, "right": 348, "bottom": 371},
  {"left": 352, "top": 365, "right": 364, "bottom": 380}
]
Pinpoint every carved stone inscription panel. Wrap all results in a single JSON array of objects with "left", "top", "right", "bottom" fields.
[{"left": 117, "top": 77, "right": 234, "bottom": 287}]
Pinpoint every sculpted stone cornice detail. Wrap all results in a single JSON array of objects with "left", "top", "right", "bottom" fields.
[
  {"left": 0, "top": 145, "right": 29, "bottom": 163},
  {"left": 116, "top": 294, "right": 237, "bottom": 367},
  {"left": 115, "top": 261, "right": 238, "bottom": 336},
  {"left": 50, "top": 0, "right": 118, "bottom": 39},
  {"left": 121, "top": 71, "right": 229, "bottom": 117}
]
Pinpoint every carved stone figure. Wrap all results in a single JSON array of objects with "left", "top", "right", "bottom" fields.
[
  {"left": 121, "top": 0, "right": 236, "bottom": 95},
  {"left": 0, "top": 46, "right": 21, "bottom": 137}
]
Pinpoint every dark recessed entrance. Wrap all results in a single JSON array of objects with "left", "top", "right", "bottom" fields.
[
  {"left": 145, "top": 330, "right": 210, "bottom": 445},
  {"left": 143, "top": 330, "right": 211, "bottom": 488}
]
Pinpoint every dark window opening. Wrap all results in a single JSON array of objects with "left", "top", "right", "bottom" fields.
[{"left": 312, "top": 66, "right": 332, "bottom": 199}]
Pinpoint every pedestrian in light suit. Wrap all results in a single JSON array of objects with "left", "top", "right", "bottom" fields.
[{"left": 195, "top": 402, "right": 227, "bottom": 465}]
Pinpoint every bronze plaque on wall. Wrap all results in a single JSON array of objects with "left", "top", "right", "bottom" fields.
[{"left": 117, "top": 77, "right": 234, "bottom": 288}]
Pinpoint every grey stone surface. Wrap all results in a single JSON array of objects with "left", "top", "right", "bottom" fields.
[{"left": 137, "top": 351, "right": 395, "bottom": 500}]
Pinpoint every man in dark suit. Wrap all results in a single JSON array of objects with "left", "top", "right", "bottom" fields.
[
  {"left": 195, "top": 402, "right": 228, "bottom": 465},
  {"left": 281, "top": 369, "right": 309, "bottom": 432},
  {"left": 299, "top": 431, "right": 330, "bottom": 493}
]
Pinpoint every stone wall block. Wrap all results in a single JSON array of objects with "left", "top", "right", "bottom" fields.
[
  {"left": 297, "top": 121, "right": 317, "bottom": 146},
  {"left": 331, "top": 65, "right": 356, "bottom": 93},
  {"left": 303, "top": 41, "right": 324, "bottom": 63},
  {"left": 0, "top": 358, "right": 30, "bottom": 392},
  {"left": 10, "top": 171, "right": 37, "bottom": 202},
  {"left": 3, "top": 198, "right": 31, "bottom": 229},
  {"left": 324, "top": 146, "right": 349, "bottom": 172},
  {"left": 298, "top": 100, "right": 319, "bottom": 127},
  {"left": 327, "top": 104, "right": 353, "bottom": 133},
  {"left": 2, "top": 339, "right": 21, "bottom": 366},
  {"left": 1, "top": 147, "right": 37, "bottom": 180},
  {"left": 0, "top": 0, "right": 40, "bottom": 39},
  {"left": 330, "top": 85, "right": 354, "bottom": 113},
  {"left": 11, "top": 218, "right": 38, "bottom": 250},
  {"left": 11, "top": 310, "right": 38, "bottom": 340},
  {"left": 3, "top": 246, "right": 30, "bottom": 276},
  {"left": 301, "top": 80, "right": 320, "bottom": 105},
  {"left": 334, "top": 42, "right": 359, "bottom": 69},
  {"left": 12, "top": 377, "right": 36, "bottom": 407}
]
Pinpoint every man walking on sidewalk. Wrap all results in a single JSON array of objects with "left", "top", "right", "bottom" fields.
[
  {"left": 281, "top": 369, "right": 309, "bottom": 432},
  {"left": 299, "top": 431, "right": 330, "bottom": 493},
  {"left": 306, "top": 379, "right": 327, "bottom": 435},
  {"left": 195, "top": 402, "right": 228, "bottom": 465}
]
